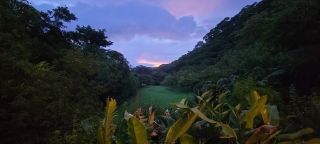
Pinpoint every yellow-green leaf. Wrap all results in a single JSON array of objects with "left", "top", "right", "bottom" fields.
[
  {"left": 127, "top": 117, "right": 148, "bottom": 144},
  {"left": 165, "top": 112, "right": 198, "bottom": 144},
  {"left": 190, "top": 107, "right": 237, "bottom": 140},
  {"left": 242, "top": 91, "right": 268, "bottom": 129},
  {"left": 180, "top": 134, "right": 196, "bottom": 144},
  {"left": 260, "top": 107, "right": 269, "bottom": 125},
  {"left": 105, "top": 98, "right": 117, "bottom": 144},
  {"left": 217, "top": 122, "right": 238, "bottom": 139},
  {"left": 248, "top": 91, "right": 260, "bottom": 106},
  {"left": 97, "top": 127, "right": 104, "bottom": 144},
  {"left": 190, "top": 107, "right": 217, "bottom": 124},
  {"left": 176, "top": 98, "right": 189, "bottom": 109}
]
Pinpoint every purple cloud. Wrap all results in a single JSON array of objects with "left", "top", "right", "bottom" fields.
[
  {"left": 111, "top": 36, "right": 199, "bottom": 66},
  {"left": 65, "top": 2, "right": 200, "bottom": 40},
  {"left": 30, "top": 0, "right": 258, "bottom": 66}
]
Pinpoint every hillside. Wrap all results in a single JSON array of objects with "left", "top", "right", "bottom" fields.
[
  {"left": 131, "top": 0, "right": 320, "bottom": 137},
  {"left": 158, "top": 0, "right": 320, "bottom": 97}
]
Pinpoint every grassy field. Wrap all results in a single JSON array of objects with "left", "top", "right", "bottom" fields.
[{"left": 116, "top": 85, "right": 194, "bottom": 118}]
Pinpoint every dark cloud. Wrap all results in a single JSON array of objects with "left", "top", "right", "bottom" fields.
[{"left": 60, "top": 2, "right": 199, "bottom": 40}]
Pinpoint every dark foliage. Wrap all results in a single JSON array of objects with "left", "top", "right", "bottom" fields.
[{"left": 0, "top": 0, "right": 137, "bottom": 143}]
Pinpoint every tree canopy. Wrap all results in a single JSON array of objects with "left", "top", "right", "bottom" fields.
[{"left": 0, "top": 0, "right": 137, "bottom": 143}]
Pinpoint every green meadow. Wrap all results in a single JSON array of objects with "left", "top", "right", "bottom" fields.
[{"left": 116, "top": 85, "right": 194, "bottom": 117}]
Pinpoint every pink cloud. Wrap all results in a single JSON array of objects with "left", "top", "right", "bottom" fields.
[
  {"left": 136, "top": 52, "right": 169, "bottom": 67},
  {"left": 161, "top": 0, "right": 223, "bottom": 18}
]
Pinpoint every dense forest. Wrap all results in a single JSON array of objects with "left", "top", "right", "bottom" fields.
[
  {"left": 0, "top": 0, "right": 137, "bottom": 143},
  {"left": 1, "top": 0, "right": 320, "bottom": 143},
  {"left": 151, "top": 0, "right": 320, "bottom": 96}
]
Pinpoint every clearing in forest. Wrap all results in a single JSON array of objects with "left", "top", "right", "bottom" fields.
[{"left": 117, "top": 85, "right": 194, "bottom": 116}]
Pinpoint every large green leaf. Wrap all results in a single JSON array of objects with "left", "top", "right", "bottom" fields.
[
  {"left": 248, "top": 91, "right": 260, "bottom": 106},
  {"left": 165, "top": 112, "right": 198, "bottom": 144},
  {"left": 176, "top": 98, "right": 189, "bottom": 109},
  {"left": 97, "top": 127, "right": 104, "bottom": 144},
  {"left": 165, "top": 91, "right": 212, "bottom": 143},
  {"left": 217, "top": 122, "right": 238, "bottom": 139},
  {"left": 242, "top": 91, "right": 268, "bottom": 129},
  {"left": 190, "top": 107, "right": 237, "bottom": 139},
  {"left": 243, "top": 91, "right": 280, "bottom": 128},
  {"left": 190, "top": 107, "right": 217, "bottom": 124},
  {"left": 127, "top": 117, "right": 148, "bottom": 144},
  {"left": 98, "top": 98, "right": 117, "bottom": 144},
  {"left": 260, "top": 107, "right": 269, "bottom": 125},
  {"left": 105, "top": 98, "right": 117, "bottom": 144}
]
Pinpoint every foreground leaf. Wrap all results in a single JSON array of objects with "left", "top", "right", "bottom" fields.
[
  {"left": 242, "top": 91, "right": 268, "bottom": 129},
  {"left": 217, "top": 122, "right": 238, "bottom": 139},
  {"left": 127, "top": 117, "right": 148, "bottom": 144},
  {"left": 260, "top": 107, "right": 269, "bottom": 125},
  {"left": 176, "top": 98, "right": 189, "bottom": 109},
  {"left": 105, "top": 98, "right": 117, "bottom": 144},
  {"left": 98, "top": 98, "right": 117, "bottom": 144},
  {"left": 165, "top": 112, "right": 198, "bottom": 144},
  {"left": 190, "top": 107, "right": 237, "bottom": 139},
  {"left": 97, "top": 127, "right": 104, "bottom": 144}
]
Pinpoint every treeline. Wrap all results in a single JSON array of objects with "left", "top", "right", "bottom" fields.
[
  {"left": 0, "top": 0, "right": 137, "bottom": 143},
  {"left": 132, "top": 65, "right": 168, "bottom": 86},
  {"left": 149, "top": 0, "right": 320, "bottom": 132}
]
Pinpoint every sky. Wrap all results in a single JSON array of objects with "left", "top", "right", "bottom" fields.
[{"left": 30, "top": 0, "right": 258, "bottom": 67}]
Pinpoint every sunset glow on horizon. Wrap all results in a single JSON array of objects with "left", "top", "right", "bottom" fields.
[{"left": 137, "top": 58, "right": 167, "bottom": 67}]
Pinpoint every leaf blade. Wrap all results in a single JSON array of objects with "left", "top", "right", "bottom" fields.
[{"left": 127, "top": 117, "right": 148, "bottom": 144}]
